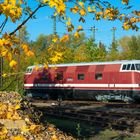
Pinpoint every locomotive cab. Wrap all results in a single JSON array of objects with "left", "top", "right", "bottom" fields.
[{"left": 120, "top": 62, "right": 140, "bottom": 101}]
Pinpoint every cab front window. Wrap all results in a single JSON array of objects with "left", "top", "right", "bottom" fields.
[
  {"left": 135, "top": 64, "right": 140, "bottom": 71},
  {"left": 26, "top": 68, "right": 33, "bottom": 73}
]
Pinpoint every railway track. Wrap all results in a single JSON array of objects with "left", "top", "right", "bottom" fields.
[
  {"left": 31, "top": 100, "right": 140, "bottom": 133},
  {"left": 31, "top": 99, "right": 140, "bottom": 108}
]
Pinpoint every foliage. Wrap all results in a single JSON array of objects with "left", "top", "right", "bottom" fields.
[
  {"left": 107, "top": 41, "right": 119, "bottom": 61},
  {"left": 86, "top": 38, "right": 100, "bottom": 61},
  {"left": 0, "top": 0, "right": 140, "bottom": 69},
  {"left": 119, "top": 35, "right": 140, "bottom": 60},
  {"left": 0, "top": 92, "right": 75, "bottom": 140}
]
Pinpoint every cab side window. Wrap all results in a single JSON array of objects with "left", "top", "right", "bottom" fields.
[
  {"left": 77, "top": 74, "right": 84, "bottom": 80},
  {"left": 95, "top": 73, "right": 102, "bottom": 80},
  {"left": 56, "top": 72, "right": 63, "bottom": 80}
]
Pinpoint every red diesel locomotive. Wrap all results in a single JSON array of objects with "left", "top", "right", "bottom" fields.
[{"left": 24, "top": 60, "right": 140, "bottom": 102}]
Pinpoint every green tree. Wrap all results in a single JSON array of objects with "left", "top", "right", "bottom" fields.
[
  {"left": 74, "top": 45, "right": 89, "bottom": 62},
  {"left": 119, "top": 35, "right": 140, "bottom": 60},
  {"left": 127, "top": 36, "right": 140, "bottom": 59},
  {"left": 19, "top": 25, "right": 30, "bottom": 43},
  {"left": 86, "top": 38, "right": 100, "bottom": 62},
  {"left": 119, "top": 36, "right": 131, "bottom": 59},
  {"left": 98, "top": 41, "right": 107, "bottom": 61},
  {"left": 108, "top": 41, "right": 119, "bottom": 61}
]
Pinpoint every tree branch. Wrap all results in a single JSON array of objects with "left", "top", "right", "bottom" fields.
[
  {"left": 0, "top": 18, "right": 8, "bottom": 34},
  {"left": 10, "top": 4, "right": 46, "bottom": 35}
]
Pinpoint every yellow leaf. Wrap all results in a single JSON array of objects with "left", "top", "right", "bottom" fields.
[
  {"left": 10, "top": 135, "right": 26, "bottom": 140},
  {"left": 123, "top": 22, "right": 131, "bottom": 30},
  {"left": 12, "top": 111, "right": 21, "bottom": 120},
  {"left": 130, "top": 17, "right": 137, "bottom": 23},
  {"left": 29, "top": 124, "right": 41, "bottom": 133},
  {"left": 34, "top": 65, "right": 39, "bottom": 71},
  {"left": 66, "top": 18, "right": 72, "bottom": 26},
  {"left": 25, "top": 117, "right": 30, "bottom": 122},
  {"left": 0, "top": 127, "right": 8, "bottom": 135},
  {"left": 10, "top": 0, "right": 16, "bottom": 5},
  {"left": 60, "top": 34, "right": 69, "bottom": 42},
  {"left": 122, "top": 0, "right": 129, "bottom": 4},
  {"left": 79, "top": 9, "right": 86, "bottom": 16},
  {"left": 77, "top": 25, "right": 83, "bottom": 32},
  {"left": 78, "top": 2, "right": 84, "bottom": 8},
  {"left": 52, "top": 36, "right": 58, "bottom": 43},
  {"left": 88, "top": 6, "right": 92, "bottom": 12},
  {"left": 1, "top": 49, "right": 8, "bottom": 57},
  {"left": 9, "top": 60, "right": 17, "bottom": 68},
  {"left": 21, "top": 44, "right": 29, "bottom": 53},
  {"left": 21, "top": 126, "right": 29, "bottom": 132},
  {"left": 70, "top": 6, "right": 79, "bottom": 14},
  {"left": 51, "top": 134, "right": 58, "bottom": 140},
  {"left": 2, "top": 73, "right": 7, "bottom": 77},
  {"left": 44, "top": 63, "right": 48, "bottom": 69},
  {"left": 15, "top": 104, "right": 20, "bottom": 110},
  {"left": 7, "top": 112, "right": 13, "bottom": 119},
  {"left": 48, "top": 126, "right": 55, "bottom": 132},
  {"left": 6, "top": 52, "right": 12, "bottom": 61},
  {"left": 74, "top": 32, "right": 80, "bottom": 38},
  {"left": 26, "top": 50, "right": 34, "bottom": 57}
]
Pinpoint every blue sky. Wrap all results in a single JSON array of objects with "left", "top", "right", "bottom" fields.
[{"left": 1, "top": 0, "right": 140, "bottom": 47}]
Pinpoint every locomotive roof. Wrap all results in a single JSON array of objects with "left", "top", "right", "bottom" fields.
[{"left": 27, "top": 60, "right": 140, "bottom": 69}]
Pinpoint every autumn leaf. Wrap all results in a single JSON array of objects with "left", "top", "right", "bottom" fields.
[
  {"left": 44, "top": 63, "right": 48, "bottom": 69},
  {"left": 26, "top": 50, "right": 34, "bottom": 57},
  {"left": 2, "top": 73, "right": 7, "bottom": 77},
  {"left": 79, "top": 9, "right": 86, "bottom": 16},
  {"left": 21, "top": 44, "right": 29, "bottom": 53},
  {"left": 60, "top": 34, "right": 69, "bottom": 42},
  {"left": 74, "top": 32, "right": 80, "bottom": 38},
  {"left": 21, "top": 126, "right": 29, "bottom": 133},
  {"left": 78, "top": 2, "right": 84, "bottom": 8},
  {"left": 122, "top": 0, "right": 129, "bottom": 4},
  {"left": 77, "top": 25, "right": 83, "bottom": 32},
  {"left": 10, "top": 135, "right": 26, "bottom": 140},
  {"left": 15, "top": 104, "right": 20, "bottom": 110},
  {"left": 133, "top": 10, "right": 140, "bottom": 16},
  {"left": 66, "top": 18, "right": 72, "bottom": 26},
  {"left": 87, "top": 6, "right": 96, "bottom": 13},
  {"left": 29, "top": 124, "right": 41, "bottom": 133},
  {"left": 123, "top": 22, "right": 131, "bottom": 30},
  {"left": 52, "top": 36, "right": 58, "bottom": 43},
  {"left": 9, "top": 60, "right": 17, "bottom": 68},
  {"left": 70, "top": 6, "right": 79, "bottom": 14},
  {"left": 51, "top": 134, "right": 58, "bottom": 140}
]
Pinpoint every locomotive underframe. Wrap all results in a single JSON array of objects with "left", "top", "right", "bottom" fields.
[{"left": 24, "top": 87, "right": 139, "bottom": 102}]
